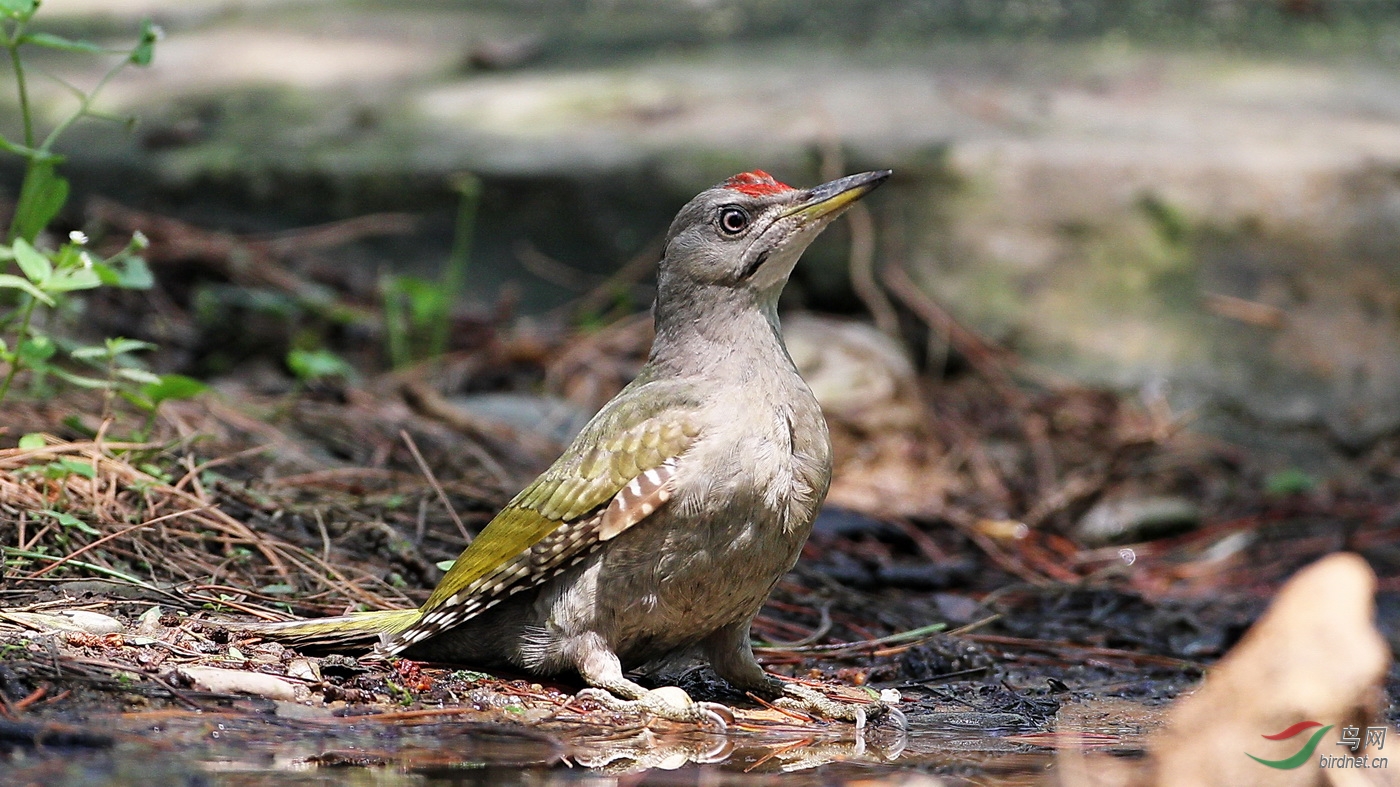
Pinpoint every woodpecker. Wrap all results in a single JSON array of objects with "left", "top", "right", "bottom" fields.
[{"left": 254, "top": 169, "right": 896, "bottom": 726}]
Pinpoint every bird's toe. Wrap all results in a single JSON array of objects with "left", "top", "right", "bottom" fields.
[
  {"left": 777, "top": 684, "right": 907, "bottom": 731},
  {"left": 576, "top": 685, "right": 731, "bottom": 730}
]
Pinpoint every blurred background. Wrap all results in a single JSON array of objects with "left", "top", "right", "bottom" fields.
[
  {"left": 5, "top": 0, "right": 1400, "bottom": 473},
  {"left": 4, "top": 5, "right": 1400, "bottom": 780}
]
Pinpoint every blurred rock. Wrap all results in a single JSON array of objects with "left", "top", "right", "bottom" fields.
[
  {"left": 930, "top": 592, "right": 986, "bottom": 626},
  {"left": 811, "top": 550, "right": 877, "bottom": 589},
  {"left": 784, "top": 314, "right": 922, "bottom": 435},
  {"left": 1374, "top": 590, "right": 1400, "bottom": 658},
  {"left": 463, "top": 35, "right": 545, "bottom": 71},
  {"left": 285, "top": 657, "right": 321, "bottom": 683},
  {"left": 2, "top": 610, "right": 125, "bottom": 635},
  {"left": 60, "top": 610, "right": 127, "bottom": 635},
  {"left": 811, "top": 506, "right": 902, "bottom": 538},
  {"left": 171, "top": 665, "right": 302, "bottom": 702},
  {"left": 1075, "top": 496, "right": 1201, "bottom": 546},
  {"left": 1146, "top": 553, "right": 1391, "bottom": 787},
  {"left": 447, "top": 392, "right": 593, "bottom": 445},
  {"left": 876, "top": 561, "right": 975, "bottom": 590},
  {"left": 785, "top": 315, "right": 952, "bottom": 518},
  {"left": 898, "top": 635, "right": 997, "bottom": 681},
  {"left": 132, "top": 605, "right": 168, "bottom": 639}
]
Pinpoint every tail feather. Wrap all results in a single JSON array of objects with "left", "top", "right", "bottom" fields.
[{"left": 247, "top": 609, "right": 422, "bottom": 652}]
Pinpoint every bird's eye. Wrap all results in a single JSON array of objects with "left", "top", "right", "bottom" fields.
[{"left": 718, "top": 207, "right": 750, "bottom": 235}]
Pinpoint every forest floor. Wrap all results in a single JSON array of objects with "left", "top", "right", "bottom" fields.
[{"left": 0, "top": 203, "right": 1397, "bottom": 786}]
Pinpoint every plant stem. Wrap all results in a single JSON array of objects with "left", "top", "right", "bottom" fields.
[
  {"left": 0, "top": 295, "right": 38, "bottom": 403},
  {"left": 383, "top": 275, "right": 408, "bottom": 369},
  {"left": 430, "top": 175, "right": 480, "bottom": 361},
  {"left": 100, "top": 349, "right": 116, "bottom": 423},
  {"left": 137, "top": 411, "right": 156, "bottom": 442},
  {"left": 39, "top": 57, "right": 128, "bottom": 154},
  {"left": 1, "top": 18, "right": 39, "bottom": 405},
  {"left": 4, "top": 22, "right": 35, "bottom": 148},
  {"left": 2, "top": 545, "right": 160, "bottom": 590}
]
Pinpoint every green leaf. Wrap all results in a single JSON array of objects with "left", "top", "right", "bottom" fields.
[
  {"left": 17, "top": 433, "right": 45, "bottom": 450},
  {"left": 105, "top": 337, "right": 158, "bottom": 356},
  {"left": 40, "top": 458, "right": 96, "bottom": 483},
  {"left": 60, "top": 459, "right": 97, "bottom": 479},
  {"left": 142, "top": 374, "right": 206, "bottom": 406},
  {"left": 49, "top": 367, "right": 114, "bottom": 389},
  {"left": 69, "top": 345, "right": 108, "bottom": 360},
  {"left": 52, "top": 243, "right": 86, "bottom": 271},
  {"left": 400, "top": 277, "right": 449, "bottom": 325},
  {"left": 91, "top": 262, "right": 119, "bottom": 287},
  {"left": 119, "top": 256, "right": 155, "bottom": 289},
  {"left": 42, "top": 508, "right": 101, "bottom": 535},
  {"left": 18, "top": 336, "right": 55, "bottom": 365},
  {"left": 1266, "top": 468, "right": 1317, "bottom": 497},
  {"left": 0, "top": 0, "right": 37, "bottom": 19},
  {"left": 44, "top": 266, "right": 101, "bottom": 292},
  {"left": 11, "top": 161, "right": 69, "bottom": 244},
  {"left": 94, "top": 256, "right": 154, "bottom": 289},
  {"left": 286, "top": 348, "right": 354, "bottom": 383},
  {"left": 60, "top": 456, "right": 95, "bottom": 476},
  {"left": 137, "top": 463, "right": 172, "bottom": 483},
  {"left": 61, "top": 415, "right": 96, "bottom": 438},
  {"left": 20, "top": 32, "right": 108, "bottom": 54},
  {"left": 119, "top": 391, "right": 154, "bottom": 412},
  {"left": 129, "top": 20, "right": 160, "bottom": 66},
  {"left": 10, "top": 238, "right": 52, "bottom": 284},
  {"left": 435, "top": 559, "right": 457, "bottom": 572},
  {"left": 0, "top": 273, "right": 56, "bottom": 305},
  {"left": 115, "top": 367, "right": 161, "bottom": 385}
]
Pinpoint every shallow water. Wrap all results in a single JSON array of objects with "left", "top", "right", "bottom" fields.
[{"left": 2, "top": 696, "right": 1162, "bottom": 786}]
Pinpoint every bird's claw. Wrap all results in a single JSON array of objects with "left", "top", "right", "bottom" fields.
[
  {"left": 697, "top": 701, "right": 736, "bottom": 731},
  {"left": 777, "top": 684, "right": 907, "bottom": 731},
  {"left": 576, "top": 686, "right": 733, "bottom": 731}
]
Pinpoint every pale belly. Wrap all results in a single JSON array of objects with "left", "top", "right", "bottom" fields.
[
  {"left": 592, "top": 508, "right": 808, "bottom": 664},
  {"left": 528, "top": 417, "right": 829, "bottom": 669}
]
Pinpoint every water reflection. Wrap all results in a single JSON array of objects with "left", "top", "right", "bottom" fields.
[{"left": 2, "top": 696, "right": 1163, "bottom": 786}]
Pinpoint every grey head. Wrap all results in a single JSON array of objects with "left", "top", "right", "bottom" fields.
[{"left": 655, "top": 169, "right": 891, "bottom": 324}]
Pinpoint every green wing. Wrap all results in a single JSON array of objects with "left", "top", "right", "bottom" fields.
[{"left": 386, "top": 377, "right": 701, "bottom": 651}]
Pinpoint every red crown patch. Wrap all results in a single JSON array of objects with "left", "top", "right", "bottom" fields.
[{"left": 723, "top": 170, "right": 794, "bottom": 197}]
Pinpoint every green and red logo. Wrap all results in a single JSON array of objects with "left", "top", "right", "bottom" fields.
[{"left": 1247, "top": 721, "right": 1333, "bottom": 769}]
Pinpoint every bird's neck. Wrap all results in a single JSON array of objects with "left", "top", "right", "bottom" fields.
[{"left": 647, "top": 286, "right": 794, "bottom": 384}]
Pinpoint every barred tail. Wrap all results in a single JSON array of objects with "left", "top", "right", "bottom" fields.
[{"left": 248, "top": 609, "right": 422, "bottom": 652}]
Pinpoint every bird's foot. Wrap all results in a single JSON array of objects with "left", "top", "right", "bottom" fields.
[
  {"left": 576, "top": 686, "right": 734, "bottom": 731},
  {"left": 774, "top": 683, "right": 907, "bottom": 731}
]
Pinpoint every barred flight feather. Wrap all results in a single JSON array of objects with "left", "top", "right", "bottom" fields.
[
  {"left": 246, "top": 608, "right": 421, "bottom": 652},
  {"left": 382, "top": 458, "right": 679, "bottom": 653}
]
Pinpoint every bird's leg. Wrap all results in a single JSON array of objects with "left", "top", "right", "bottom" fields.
[
  {"left": 703, "top": 620, "right": 906, "bottom": 730},
  {"left": 569, "top": 632, "right": 731, "bottom": 729}
]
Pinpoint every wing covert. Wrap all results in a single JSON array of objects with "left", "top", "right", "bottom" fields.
[{"left": 385, "top": 381, "right": 701, "bottom": 652}]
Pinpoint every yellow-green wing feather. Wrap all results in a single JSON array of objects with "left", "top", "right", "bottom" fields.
[{"left": 386, "top": 378, "right": 701, "bottom": 652}]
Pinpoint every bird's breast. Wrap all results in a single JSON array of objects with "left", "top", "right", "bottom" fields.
[
  {"left": 548, "top": 365, "right": 833, "bottom": 667},
  {"left": 678, "top": 375, "right": 830, "bottom": 534}
]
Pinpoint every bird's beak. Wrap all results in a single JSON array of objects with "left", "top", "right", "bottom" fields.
[{"left": 780, "top": 169, "right": 892, "bottom": 224}]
